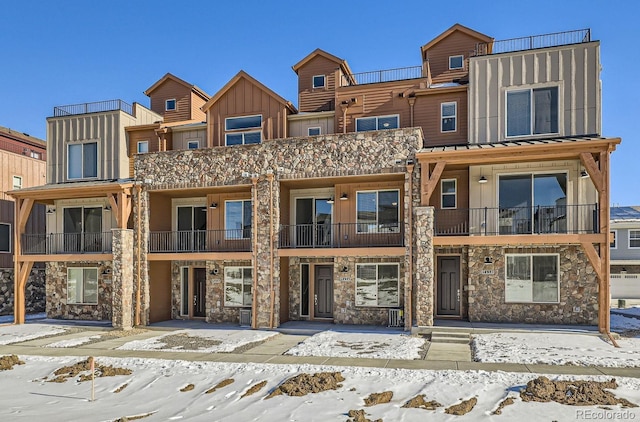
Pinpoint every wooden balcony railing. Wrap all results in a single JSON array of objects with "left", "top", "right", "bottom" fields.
[
  {"left": 22, "top": 232, "right": 113, "bottom": 254},
  {"left": 279, "top": 222, "right": 404, "bottom": 249},
  {"left": 148, "top": 230, "right": 251, "bottom": 253}
]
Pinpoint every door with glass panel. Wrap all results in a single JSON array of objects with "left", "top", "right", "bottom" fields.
[
  {"left": 63, "top": 207, "right": 102, "bottom": 253},
  {"left": 176, "top": 206, "right": 207, "bottom": 251},
  {"left": 295, "top": 198, "right": 332, "bottom": 247}
]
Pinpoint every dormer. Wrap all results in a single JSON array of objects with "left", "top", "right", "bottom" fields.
[
  {"left": 144, "top": 73, "right": 210, "bottom": 123},
  {"left": 292, "top": 48, "right": 353, "bottom": 112},
  {"left": 201, "top": 70, "right": 297, "bottom": 147},
  {"left": 420, "top": 24, "right": 492, "bottom": 85}
]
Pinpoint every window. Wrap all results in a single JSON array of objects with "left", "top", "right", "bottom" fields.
[
  {"left": 137, "top": 141, "right": 149, "bottom": 154},
  {"left": 224, "top": 267, "right": 252, "bottom": 307},
  {"left": 505, "top": 254, "right": 559, "bottom": 303},
  {"left": 449, "top": 55, "right": 464, "bottom": 70},
  {"left": 176, "top": 206, "right": 207, "bottom": 251},
  {"left": 12, "top": 176, "right": 22, "bottom": 189},
  {"left": 165, "top": 99, "right": 176, "bottom": 111},
  {"left": 312, "top": 75, "right": 326, "bottom": 89},
  {"left": 225, "top": 200, "right": 252, "bottom": 239},
  {"left": 308, "top": 127, "right": 321, "bottom": 136},
  {"left": 226, "top": 132, "right": 261, "bottom": 145},
  {"left": 610, "top": 230, "right": 617, "bottom": 249},
  {"left": 355, "top": 263, "right": 399, "bottom": 307},
  {"left": 225, "top": 115, "right": 262, "bottom": 131},
  {"left": 0, "top": 223, "right": 10, "bottom": 253},
  {"left": 30, "top": 151, "right": 41, "bottom": 159},
  {"left": 441, "top": 179, "right": 456, "bottom": 209},
  {"left": 441, "top": 102, "right": 456, "bottom": 132},
  {"left": 67, "top": 268, "right": 98, "bottom": 304},
  {"left": 67, "top": 142, "right": 98, "bottom": 179},
  {"left": 355, "top": 115, "right": 399, "bottom": 132},
  {"left": 356, "top": 190, "right": 400, "bottom": 233},
  {"left": 63, "top": 207, "right": 103, "bottom": 252},
  {"left": 300, "top": 264, "right": 310, "bottom": 316},
  {"left": 180, "top": 267, "right": 189, "bottom": 316},
  {"left": 225, "top": 115, "right": 263, "bottom": 146},
  {"left": 507, "top": 86, "right": 558, "bottom": 137},
  {"left": 187, "top": 140, "right": 199, "bottom": 149},
  {"left": 630, "top": 230, "right": 640, "bottom": 249}
]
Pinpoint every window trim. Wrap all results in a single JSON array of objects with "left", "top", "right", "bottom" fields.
[
  {"left": 307, "top": 127, "right": 321, "bottom": 136},
  {"left": 224, "top": 199, "right": 252, "bottom": 240},
  {"left": 505, "top": 253, "right": 560, "bottom": 304},
  {"left": 355, "top": 114, "right": 400, "bottom": 132},
  {"left": 355, "top": 263, "right": 400, "bottom": 307},
  {"left": 312, "top": 74, "right": 326, "bottom": 89},
  {"left": 187, "top": 140, "right": 200, "bottom": 149},
  {"left": 355, "top": 189, "right": 400, "bottom": 234},
  {"left": 137, "top": 140, "right": 149, "bottom": 154},
  {"left": 629, "top": 230, "right": 640, "bottom": 249},
  {"left": 610, "top": 230, "right": 617, "bottom": 249},
  {"left": 300, "top": 263, "right": 310, "bottom": 317},
  {"left": 165, "top": 99, "right": 176, "bottom": 111},
  {"left": 66, "top": 267, "right": 99, "bottom": 305},
  {"left": 441, "top": 101, "right": 457, "bottom": 133},
  {"left": 225, "top": 131, "right": 262, "bottom": 146},
  {"left": 449, "top": 55, "right": 464, "bottom": 70},
  {"left": 224, "top": 114, "right": 262, "bottom": 132},
  {"left": 504, "top": 84, "right": 561, "bottom": 139},
  {"left": 12, "top": 175, "right": 22, "bottom": 189},
  {"left": 67, "top": 141, "right": 99, "bottom": 180},
  {"left": 223, "top": 266, "right": 253, "bottom": 307},
  {"left": 0, "top": 222, "right": 11, "bottom": 253},
  {"left": 440, "top": 179, "right": 457, "bottom": 209},
  {"left": 180, "top": 267, "right": 189, "bottom": 317}
]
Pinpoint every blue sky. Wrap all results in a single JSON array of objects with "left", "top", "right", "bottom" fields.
[{"left": 1, "top": 0, "right": 638, "bottom": 204}]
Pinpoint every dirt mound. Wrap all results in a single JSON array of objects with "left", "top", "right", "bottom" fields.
[
  {"left": 363, "top": 391, "right": 393, "bottom": 406},
  {"left": 113, "top": 411, "right": 155, "bottom": 421},
  {"left": 157, "top": 333, "right": 221, "bottom": 350},
  {"left": 206, "top": 378, "right": 234, "bottom": 394},
  {"left": 0, "top": 355, "right": 24, "bottom": 371},
  {"left": 445, "top": 397, "right": 477, "bottom": 415},
  {"left": 402, "top": 394, "right": 441, "bottom": 410},
  {"left": 520, "top": 376, "right": 638, "bottom": 408},
  {"left": 266, "top": 372, "right": 345, "bottom": 399},
  {"left": 346, "top": 409, "right": 382, "bottom": 422},
  {"left": 45, "top": 358, "right": 132, "bottom": 383},
  {"left": 492, "top": 397, "right": 515, "bottom": 415},
  {"left": 242, "top": 380, "right": 267, "bottom": 398},
  {"left": 180, "top": 384, "right": 194, "bottom": 392},
  {"left": 114, "top": 383, "right": 129, "bottom": 393}
]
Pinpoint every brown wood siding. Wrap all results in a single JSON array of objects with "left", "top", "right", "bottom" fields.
[
  {"left": 149, "top": 261, "right": 172, "bottom": 322},
  {"left": 0, "top": 149, "right": 46, "bottom": 201},
  {"left": 425, "top": 31, "right": 480, "bottom": 84},
  {"left": 127, "top": 128, "right": 162, "bottom": 177},
  {"left": 207, "top": 78, "right": 289, "bottom": 147},
  {"left": 429, "top": 169, "right": 469, "bottom": 235},
  {"left": 190, "top": 92, "right": 207, "bottom": 122},
  {"left": 205, "top": 192, "right": 252, "bottom": 231},
  {"left": 413, "top": 90, "right": 468, "bottom": 147},
  {"left": 149, "top": 80, "right": 192, "bottom": 123},
  {"left": 0, "top": 200, "right": 45, "bottom": 268},
  {"left": 149, "top": 194, "right": 173, "bottom": 232},
  {"left": 298, "top": 56, "right": 339, "bottom": 112}
]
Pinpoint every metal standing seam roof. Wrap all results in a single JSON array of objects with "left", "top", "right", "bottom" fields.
[{"left": 420, "top": 135, "right": 609, "bottom": 153}]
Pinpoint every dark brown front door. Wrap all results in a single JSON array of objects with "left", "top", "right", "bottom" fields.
[
  {"left": 314, "top": 265, "right": 333, "bottom": 318},
  {"left": 437, "top": 256, "right": 460, "bottom": 316},
  {"left": 193, "top": 268, "right": 206, "bottom": 317}
]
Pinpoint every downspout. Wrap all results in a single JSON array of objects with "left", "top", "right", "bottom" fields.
[
  {"left": 251, "top": 176, "right": 259, "bottom": 329},
  {"left": 340, "top": 103, "right": 349, "bottom": 134},
  {"left": 406, "top": 163, "right": 415, "bottom": 331},
  {"left": 408, "top": 97, "right": 416, "bottom": 128},
  {"left": 267, "top": 172, "right": 275, "bottom": 328},
  {"left": 135, "top": 184, "right": 142, "bottom": 326}
]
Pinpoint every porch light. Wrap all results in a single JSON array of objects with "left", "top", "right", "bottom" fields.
[
  {"left": 580, "top": 169, "right": 589, "bottom": 178},
  {"left": 46, "top": 208, "right": 55, "bottom": 214},
  {"left": 209, "top": 202, "right": 218, "bottom": 209},
  {"left": 104, "top": 205, "right": 111, "bottom": 211},
  {"left": 327, "top": 197, "right": 335, "bottom": 204},
  {"left": 340, "top": 193, "right": 348, "bottom": 201},
  {"left": 478, "top": 176, "right": 488, "bottom": 184},
  {"left": 210, "top": 268, "right": 219, "bottom": 275},
  {"left": 484, "top": 256, "right": 493, "bottom": 264},
  {"left": 341, "top": 266, "right": 349, "bottom": 272},
  {"left": 101, "top": 269, "right": 111, "bottom": 275}
]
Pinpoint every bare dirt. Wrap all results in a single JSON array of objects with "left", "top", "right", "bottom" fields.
[
  {"left": 79, "top": 328, "right": 148, "bottom": 347},
  {"left": 402, "top": 394, "right": 441, "bottom": 410},
  {"left": 492, "top": 397, "right": 515, "bottom": 415},
  {"left": 113, "top": 411, "right": 155, "bottom": 422},
  {"left": 44, "top": 358, "right": 132, "bottom": 383},
  {"left": 157, "top": 333, "right": 222, "bottom": 351},
  {"left": 205, "top": 378, "right": 234, "bottom": 394},
  {"left": 266, "top": 372, "right": 345, "bottom": 399},
  {"left": 114, "top": 383, "right": 129, "bottom": 393},
  {"left": 0, "top": 355, "right": 25, "bottom": 371},
  {"left": 231, "top": 334, "right": 280, "bottom": 354},
  {"left": 363, "top": 391, "right": 393, "bottom": 407},
  {"left": 336, "top": 340, "right": 390, "bottom": 355},
  {"left": 444, "top": 397, "right": 478, "bottom": 415},
  {"left": 180, "top": 384, "right": 195, "bottom": 392},
  {"left": 241, "top": 380, "right": 267, "bottom": 398},
  {"left": 520, "top": 376, "right": 638, "bottom": 407},
  {"left": 346, "top": 409, "right": 382, "bottom": 422}
]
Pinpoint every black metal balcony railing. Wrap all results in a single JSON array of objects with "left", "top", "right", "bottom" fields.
[
  {"left": 434, "top": 204, "right": 598, "bottom": 236},
  {"left": 279, "top": 223, "right": 404, "bottom": 249},
  {"left": 22, "top": 232, "right": 113, "bottom": 254},
  {"left": 341, "top": 66, "right": 423, "bottom": 86},
  {"left": 474, "top": 29, "right": 591, "bottom": 56},
  {"left": 53, "top": 99, "right": 134, "bottom": 117},
  {"left": 148, "top": 230, "right": 252, "bottom": 253}
]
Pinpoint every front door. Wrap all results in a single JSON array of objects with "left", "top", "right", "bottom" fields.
[
  {"left": 193, "top": 268, "right": 206, "bottom": 317},
  {"left": 314, "top": 265, "right": 333, "bottom": 318},
  {"left": 437, "top": 256, "right": 460, "bottom": 316}
]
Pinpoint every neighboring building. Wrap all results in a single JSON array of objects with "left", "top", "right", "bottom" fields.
[
  {"left": 610, "top": 206, "right": 640, "bottom": 300},
  {"left": 0, "top": 126, "right": 46, "bottom": 315},
  {"left": 10, "top": 25, "right": 620, "bottom": 334}
]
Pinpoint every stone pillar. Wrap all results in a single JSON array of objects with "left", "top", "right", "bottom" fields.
[
  {"left": 414, "top": 206, "right": 434, "bottom": 326},
  {"left": 112, "top": 229, "right": 134, "bottom": 329},
  {"left": 133, "top": 187, "right": 150, "bottom": 326}
]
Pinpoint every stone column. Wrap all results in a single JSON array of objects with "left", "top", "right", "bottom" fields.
[
  {"left": 133, "top": 187, "right": 150, "bottom": 326},
  {"left": 414, "top": 206, "right": 434, "bottom": 326},
  {"left": 112, "top": 229, "right": 134, "bottom": 329}
]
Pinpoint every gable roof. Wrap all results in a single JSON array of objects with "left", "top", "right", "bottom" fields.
[
  {"left": 201, "top": 70, "right": 297, "bottom": 113},
  {"left": 420, "top": 23, "right": 493, "bottom": 57},
  {"left": 292, "top": 48, "right": 353, "bottom": 76},
  {"left": 144, "top": 73, "right": 210, "bottom": 101}
]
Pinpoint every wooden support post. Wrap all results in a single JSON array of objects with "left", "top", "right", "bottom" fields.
[
  {"left": 13, "top": 198, "right": 34, "bottom": 325},
  {"left": 420, "top": 161, "right": 445, "bottom": 205},
  {"left": 599, "top": 150, "right": 611, "bottom": 333}
]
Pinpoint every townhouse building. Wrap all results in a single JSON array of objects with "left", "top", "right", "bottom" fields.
[
  {"left": 609, "top": 206, "right": 640, "bottom": 301},
  {"left": 10, "top": 24, "right": 619, "bottom": 333}
]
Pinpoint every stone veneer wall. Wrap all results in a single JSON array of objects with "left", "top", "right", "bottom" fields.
[
  {"left": 287, "top": 257, "right": 334, "bottom": 320},
  {"left": 112, "top": 229, "right": 134, "bottom": 328},
  {"left": 133, "top": 187, "right": 150, "bottom": 326},
  {"left": 413, "top": 207, "right": 435, "bottom": 326},
  {"left": 467, "top": 245, "right": 598, "bottom": 325},
  {"left": 0, "top": 268, "right": 46, "bottom": 316},
  {"left": 206, "top": 260, "right": 252, "bottom": 324},
  {"left": 46, "top": 261, "right": 112, "bottom": 321}
]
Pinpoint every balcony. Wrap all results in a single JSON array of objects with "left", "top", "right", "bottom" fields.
[
  {"left": 22, "top": 232, "right": 113, "bottom": 254},
  {"left": 148, "top": 230, "right": 251, "bottom": 253},
  {"left": 278, "top": 223, "right": 404, "bottom": 249},
  {"left": 434, "top": 204, "right": 598, "bottom": 236},
  {"left": 341, "top": 66, "right": 423, "bottom": 86},
  {"left": 53, "top": 99, "right": 134, "bottom": 117},
  {"left": 474, "top": 29, "right": 591, "bottom": 56}
]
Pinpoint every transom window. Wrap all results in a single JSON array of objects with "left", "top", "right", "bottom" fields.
[
  {"left": 355, "top": 263, "right": 399, "bottom": 307},
  {"left": 630, "top": 230, "right": 640, "bottom": 249},
  {"left": 355, "top": 115, "right": 399, "bottom": 132},
  {"left": 441, "top": 179, "right": 457, "bottom": 209},
  {"left": 441, "top": 102, "right": 457, "bottom": 132},
  {"left": 0, "top": 223, "right": 10, "bottom": 253},
  {"left": 67, "top": 268, "right": 98, "bottom": 305},
  {"left": 356, "top": 190, "right": 400, "bottom": 233},
  {"left": 224, "top": 267, "right": 253, "bottom": 307},
  {"left": 225, "top": 115, "right": 262, "bottom": 131},
  {"left": 225, "top": 200, "right": 252, "bottom": 239},
  {"left": 312, "top": 75, "right": 326, "bottom": 89},
  {"left": 137, "top": 141, "right": 149, "bottom": 154},
  {"left": 507, "top": 86, "right": 558, "bottom": 137},
  {"left": 187, "top": 140, "right": 199, "bottom": 149},
  {"left": 12, "top": 175, "right": 22, "bottom": 189},
  {"left": 449, "top": 55, "right": 464, "bottom": 70},
  {"left": 165, "top": 99, "right": 176, "bottom": 111},
  {"left": 505, "top": 254, "right": 559, "bottom": 303},
  {"left": 67, "top": 142, "right": 98, "bottom": 179},
  {"left": 308, "top": 127, "right": 321, "bottom": 136}
]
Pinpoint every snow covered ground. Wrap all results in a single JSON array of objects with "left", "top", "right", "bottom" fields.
[
  {"left": 285, "top": 331, "right": 426, "bottom": 360},
  {"left": 0, "top": 323, "right": 66, "bottom": 345},
  {"left": 613, "top": 306, "right": 640, "bottom": 319},
  {"left": 1, "top": 355, "right": 639, "bottom": 422},
  {"left": 46, "top": 335, "right": 102, "bottom": 348},
  {"left": 612, "top": 313, "right": 640, "bottom": 332}
]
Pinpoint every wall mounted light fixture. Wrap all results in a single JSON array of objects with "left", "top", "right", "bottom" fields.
[
  {"left": 478, "top": 176, "right": 488, "bottom": 184},
  {"left": 484, "top": 256, "right": 493, "bottom": 264},
  {"left": 101, "top": 268, "right": 111, "bottom": 275},
  {"left": 209, "top": 202, "right": 218, "bottom": 209},
  {"left": 210, "top": 268, "right": 219, "bottom": 275},
  {"left": 580, "top": 169, "right": 589, "bottom": 178},
  {"left": 104, "top": 205, "right": 111, "bottom": 211},
  {"left": 340, "top": 193, "right": 348, "bottom": 201},
  {"left": 341, "top": 266, "right": 349, "bottom": 273},
  {"left": 46, "top": 208, "right": 55, "bottom": 214},
  {"left": 327, "top": 197, "right": 335, "bottom": 204}
]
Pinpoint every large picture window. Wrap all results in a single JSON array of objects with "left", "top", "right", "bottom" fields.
[
  {"left": 67, "top": 268, "right": 98, "bottom": 304},
  {"left": 224, "top": 267, "right": 252, "bottom": 307},
  {"left": 225, "top": 200, "right": 252, "bottom": 239},
  {"left": 225, "top": 115, "right": 262, "bottom": 146},
  {"left": 0, "top": 223, "right": 10, "bottom": 253},
  {"left": 507, "top": 86, "right": 558, "bottom": 137},
  {"left": 355, "top": 115, "right": 399, "bottom": 132},
  {"left": 68, "top": 142, "right": 98, "bottom": 179},
  {"left": 355, "top": 264, "right": 399, "bottom": 307},
  {"left": 505, "top": 254, "right": 559, "bottom": 303},
  {"left": 356, "top": 190, "right": 399, "bottom": 233}
]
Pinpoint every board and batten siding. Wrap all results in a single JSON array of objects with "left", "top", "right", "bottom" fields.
[
  {"left": 0, "top": 149, "right": 46, "bottom": 201},
  {"left": 172, "top": 127, "right": 206, "bottom": 150},
  {"left": 297, "top": 56, "right": 341, "bottom": 113},
  {"left": 288, "top": 115, "right": 334, "bottom": 137},
  {"left": 0, "top": 199, "right": 45, "bottom": 268},
  {"left": 469, "top": 42, "right": 601, "bottom": 143}
]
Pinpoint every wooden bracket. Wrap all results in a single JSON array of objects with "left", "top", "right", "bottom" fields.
[
  {"left": 581, "top": 242, "right": 603, "bottom": 281},
  {"left": 580, "top": 152, "right": 604, "bottom": 193},
  {"left": 421, "top": 161, "right": 445, "bottom": 205}
]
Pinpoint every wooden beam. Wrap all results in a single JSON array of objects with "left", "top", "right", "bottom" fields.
[
  {"left": 13, "top": 261, "right": 33, "bottom": 325},
  {"left": 422, "top": 161, "right": 445, "bottom": 205},
  {"left": 108, "top": 194, "right": 120, "bottom": 227},
  {"left": 434, "top": 233, "right": 605, "bottom": 247},
  {"left": 581, "top": 242, "right": 603, "bottom": 280},
  {"left": 17, "top": 198, "right": 34, "bottom": 233},
  {"left": 18, "top": 253, "right": 113, "bottom": 262},
  {"left": 277, "top": 247, "right": 406, "bottom": 258},
  {"left": 598, "top": 150, "right": 611, "bottom": 333},
  {"left": 580, "top": 152, "right": 604, "bottom": 193}
]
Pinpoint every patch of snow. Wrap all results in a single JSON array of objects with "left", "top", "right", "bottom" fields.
[
  {"left": 45, "top": 335, "right": 102, "bottom": 348},
  {"left": 611, "top": 314, "right": 640, "bottom": 332},
  {"left": 0, "top": 324, "right": 66, "bottom": 345},
  {"left": 614, "top": 306, "right": 640, "bottom": 318},
  {"left": 0, "top": 312, "right": 46, "bottom": 324},
  {"left": 285, "top": 331, "right": 425, "bottom": 360}
]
